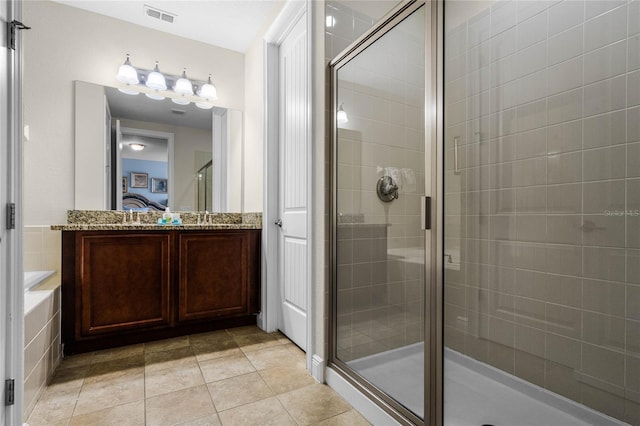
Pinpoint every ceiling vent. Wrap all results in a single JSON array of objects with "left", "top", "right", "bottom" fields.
[{"left": 144, "top": 5, "right": 176, "bottom": 24}]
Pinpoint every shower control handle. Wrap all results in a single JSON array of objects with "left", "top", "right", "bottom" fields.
[{"left": 275, "top": 219, "right": 282, "bottom": 228}]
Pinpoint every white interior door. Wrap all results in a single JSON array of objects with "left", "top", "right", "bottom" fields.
[{"left": 277, "top": 11, "right": 308, "bottom": 351}]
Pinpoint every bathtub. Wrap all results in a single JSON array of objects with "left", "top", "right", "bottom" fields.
[{"left": 24, "top": 271, "right": 55, "bottom": 316}]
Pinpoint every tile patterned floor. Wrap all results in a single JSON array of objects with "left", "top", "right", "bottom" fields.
[{"left": 27, "top": 326, "right": 370, "bottom": 426}]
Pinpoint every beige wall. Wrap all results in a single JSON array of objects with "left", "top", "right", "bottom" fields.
[
  {"left": 244, "top": 38, "right": 265, "bottom": 212},
  {"left": 23, "top": 1, "right": 245, "bottom": 225}
]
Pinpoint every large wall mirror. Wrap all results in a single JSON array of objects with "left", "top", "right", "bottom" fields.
[{"left": 75, "top": 80, "right": 243, "bottom": 213}]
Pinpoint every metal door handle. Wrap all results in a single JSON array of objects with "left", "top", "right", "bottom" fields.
[{"left": 275, "top": 219, "right": 282, "bottom": 227}]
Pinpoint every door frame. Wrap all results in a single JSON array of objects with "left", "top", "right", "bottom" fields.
[
  {"left": 326, "top": 1, "right": 441, "bottom": 424},
  {"left": 3, "top": 0, "right": 25, "bottom": 423},
  {"left": 263, "top": 0, "right": 315, "bottom": 376}
]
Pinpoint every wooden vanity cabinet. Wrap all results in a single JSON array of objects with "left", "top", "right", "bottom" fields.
[{"left": 62, "top": 229, "right": 260, "bottom": 354}]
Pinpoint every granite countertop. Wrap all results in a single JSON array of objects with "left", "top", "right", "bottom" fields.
[
  {"left": 51, "top": 210, "right": 262, "bottom": 231},
  {"left": 51, "top": 223, "right": 261, "bottom": 231}
]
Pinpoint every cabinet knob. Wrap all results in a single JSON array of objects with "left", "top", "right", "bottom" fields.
[{"left": 275, "top": 219, "right": 282, "bottom": 228}]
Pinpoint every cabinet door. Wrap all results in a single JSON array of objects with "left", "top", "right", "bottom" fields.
[
  {"left": 178, "top": 231, "right": 252, "bottom": 321},
  {"left": 77, "top": 233, "right": 171, "bottom": 337}
]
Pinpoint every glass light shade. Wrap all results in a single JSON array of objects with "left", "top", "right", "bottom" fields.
[
  {"left": 173, "top": 68, "right": 193, "bottom": 95},
  {"left": 337, "top": 103, "right": 349, "bottom": 124},
  {"left": 129, "top": 143, "right": 145, "bottom": 151},
  {"left": 118, "top": 87, "right": 139, "bottom": 96},
  {"left": 116, "top": 54, "right": 139, "bottom": 85},
  {"left": 146, "top": 62, "right": 167, "bottom": 90},
  {"left": 171, "top": 96, "right": 190, "bottom": 105},
  {"left": 145, "top": 92, "right": 165, "bottom": 100},
  {"left": 197, "top": 75, "right": 218, "bottom": 101},
  {"left": 195, "top": 101, "right": 214, "bottom": 110}
]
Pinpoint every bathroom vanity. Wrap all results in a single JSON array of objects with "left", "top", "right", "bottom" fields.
[{"left": 53, "top": 211, "right": 261, "bottom": 354}]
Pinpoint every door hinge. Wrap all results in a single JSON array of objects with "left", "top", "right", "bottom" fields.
[
  {"left": 8, "top": 20, "right": 31, "bottom": 50},
  {"left": 5, "top": 379, "right": 15, "bottom": 406},
  {"left": 6, "top": 203, "right": 15, "bottom": 230}
]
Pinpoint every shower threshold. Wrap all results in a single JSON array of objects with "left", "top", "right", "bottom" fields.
[{"left": 347, "top": 344, "right": 625, "bottom": 425}]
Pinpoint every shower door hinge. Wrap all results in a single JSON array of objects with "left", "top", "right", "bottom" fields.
[
  {"left": 421, "top": 196, "right": 432, "bottom": 230},
  {"left": 6, "top": 203, "right": 15, "bottom": 230},
  {"left": 5, "top": 379, "right": 15, "bottom": 406},
  {"left": 8, "top": 20, "right": 31, "bottom": 50}
]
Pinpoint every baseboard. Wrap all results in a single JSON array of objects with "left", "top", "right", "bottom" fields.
[
  {"left": 326, "top": 367, "right": 401, "bottom": 426},
  {"left": 311, "top": 354, "right": 325, "bottom": 383}
]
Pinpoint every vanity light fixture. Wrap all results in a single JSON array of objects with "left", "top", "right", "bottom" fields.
[
  {"left": 173, "top": 68, "right": 194, "bottom": 95},
  {"left": 116, "top": 54, "right": 140, "bottom": 95},
  {"left": 195, "top": 74, "right": 217, "bottom": 109},
  {"left": 337, "top": 102, "right": 349, "bottom": 124},
  {"left": 115, "top": 56, "right": 217, "bottom": 107},
  {"left": 129, "top": 143, "right": 145, "bottom": 151},
  {"left": 145, "top": 61, "right": 167, "bottom": 100},
  {"left": 116, "top": 54, "right": 139, "bottom": 85}
]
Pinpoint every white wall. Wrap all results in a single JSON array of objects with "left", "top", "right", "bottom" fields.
[
  {"left": 23, "top": 1, "right": 245, "bottom": 225},
  {"left": 243, "top": 2, "right": 285, "bottom": 212},
  {"left": 244, "top": 39, "right": 265, "bottom": 213}
]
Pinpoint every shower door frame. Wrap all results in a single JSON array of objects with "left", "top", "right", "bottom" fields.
[{"left": 328, "top": 1, "right": 443, "bottom": 424}]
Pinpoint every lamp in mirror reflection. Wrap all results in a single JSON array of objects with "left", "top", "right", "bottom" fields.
[
  {"left": 337, "top": 102, "right": 349, "bottom": 125},
  {"left": 115, "top": 55, "right": 217, "bottom": 109},
  {"left": 128, "top": 143, "right": 145, "bottom": 151},
  {"left": 326, "top": 15, "right": 336, "bottom": 28}
]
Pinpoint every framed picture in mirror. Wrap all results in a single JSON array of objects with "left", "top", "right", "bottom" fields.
[
  {"left": 131, "top": 172, "right": 148, "bottom": 188},
  {"left": 152, "top": 178, "right": 167, "bottom": 193}
]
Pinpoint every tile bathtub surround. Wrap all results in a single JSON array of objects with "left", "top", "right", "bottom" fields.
[
  {"left": 444, "top": 0, "right": 640, "bottom": 424},
  {"left": 23, "top": 225, "right": 63, "bottom": 419},
  {"left": 26, "top": 327, "right": 368, "bottom": 426},
  {"left": 24, "top": 225, "right": 61, "bottom": 275},
  {"left": 23, "top": 287, "right": 62, "bottom": 419}
]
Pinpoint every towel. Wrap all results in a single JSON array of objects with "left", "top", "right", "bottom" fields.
[
  {"left": 401, "top": 168, "right": 416, "bottom": 193},
  {"left": 386, "top": 167, "right": 402, "bottom": 189}
]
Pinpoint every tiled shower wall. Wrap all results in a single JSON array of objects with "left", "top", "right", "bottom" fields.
[
  {"left": 444, "top": 1, "right": 640, "bottom": 423},
  {"left": 333, "top": 5, "right": 426, "bottom": 362}
]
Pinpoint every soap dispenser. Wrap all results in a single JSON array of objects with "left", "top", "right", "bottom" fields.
[{"left": 162, "top": 207, "right": 172, "bottom": 224}]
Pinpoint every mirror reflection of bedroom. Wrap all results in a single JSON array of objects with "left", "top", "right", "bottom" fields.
[{"left": 103, "top": 85, "right": 217, "bottom": 212}]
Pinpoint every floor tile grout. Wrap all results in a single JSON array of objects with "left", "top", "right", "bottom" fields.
[{"left": 28, "top": 328, "right": 367, "bottom": 426}]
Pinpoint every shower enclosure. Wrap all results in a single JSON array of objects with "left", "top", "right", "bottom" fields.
[
  {"left": 329, "top": 1, "right": 435, "bottom": 423},
  {"left": 330, "top": 0, "right": 638, "bottom": 425}
]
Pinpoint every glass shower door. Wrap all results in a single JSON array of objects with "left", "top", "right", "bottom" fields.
[{"left": 330, "top": 2, "right": 428, "bottom": 422}]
